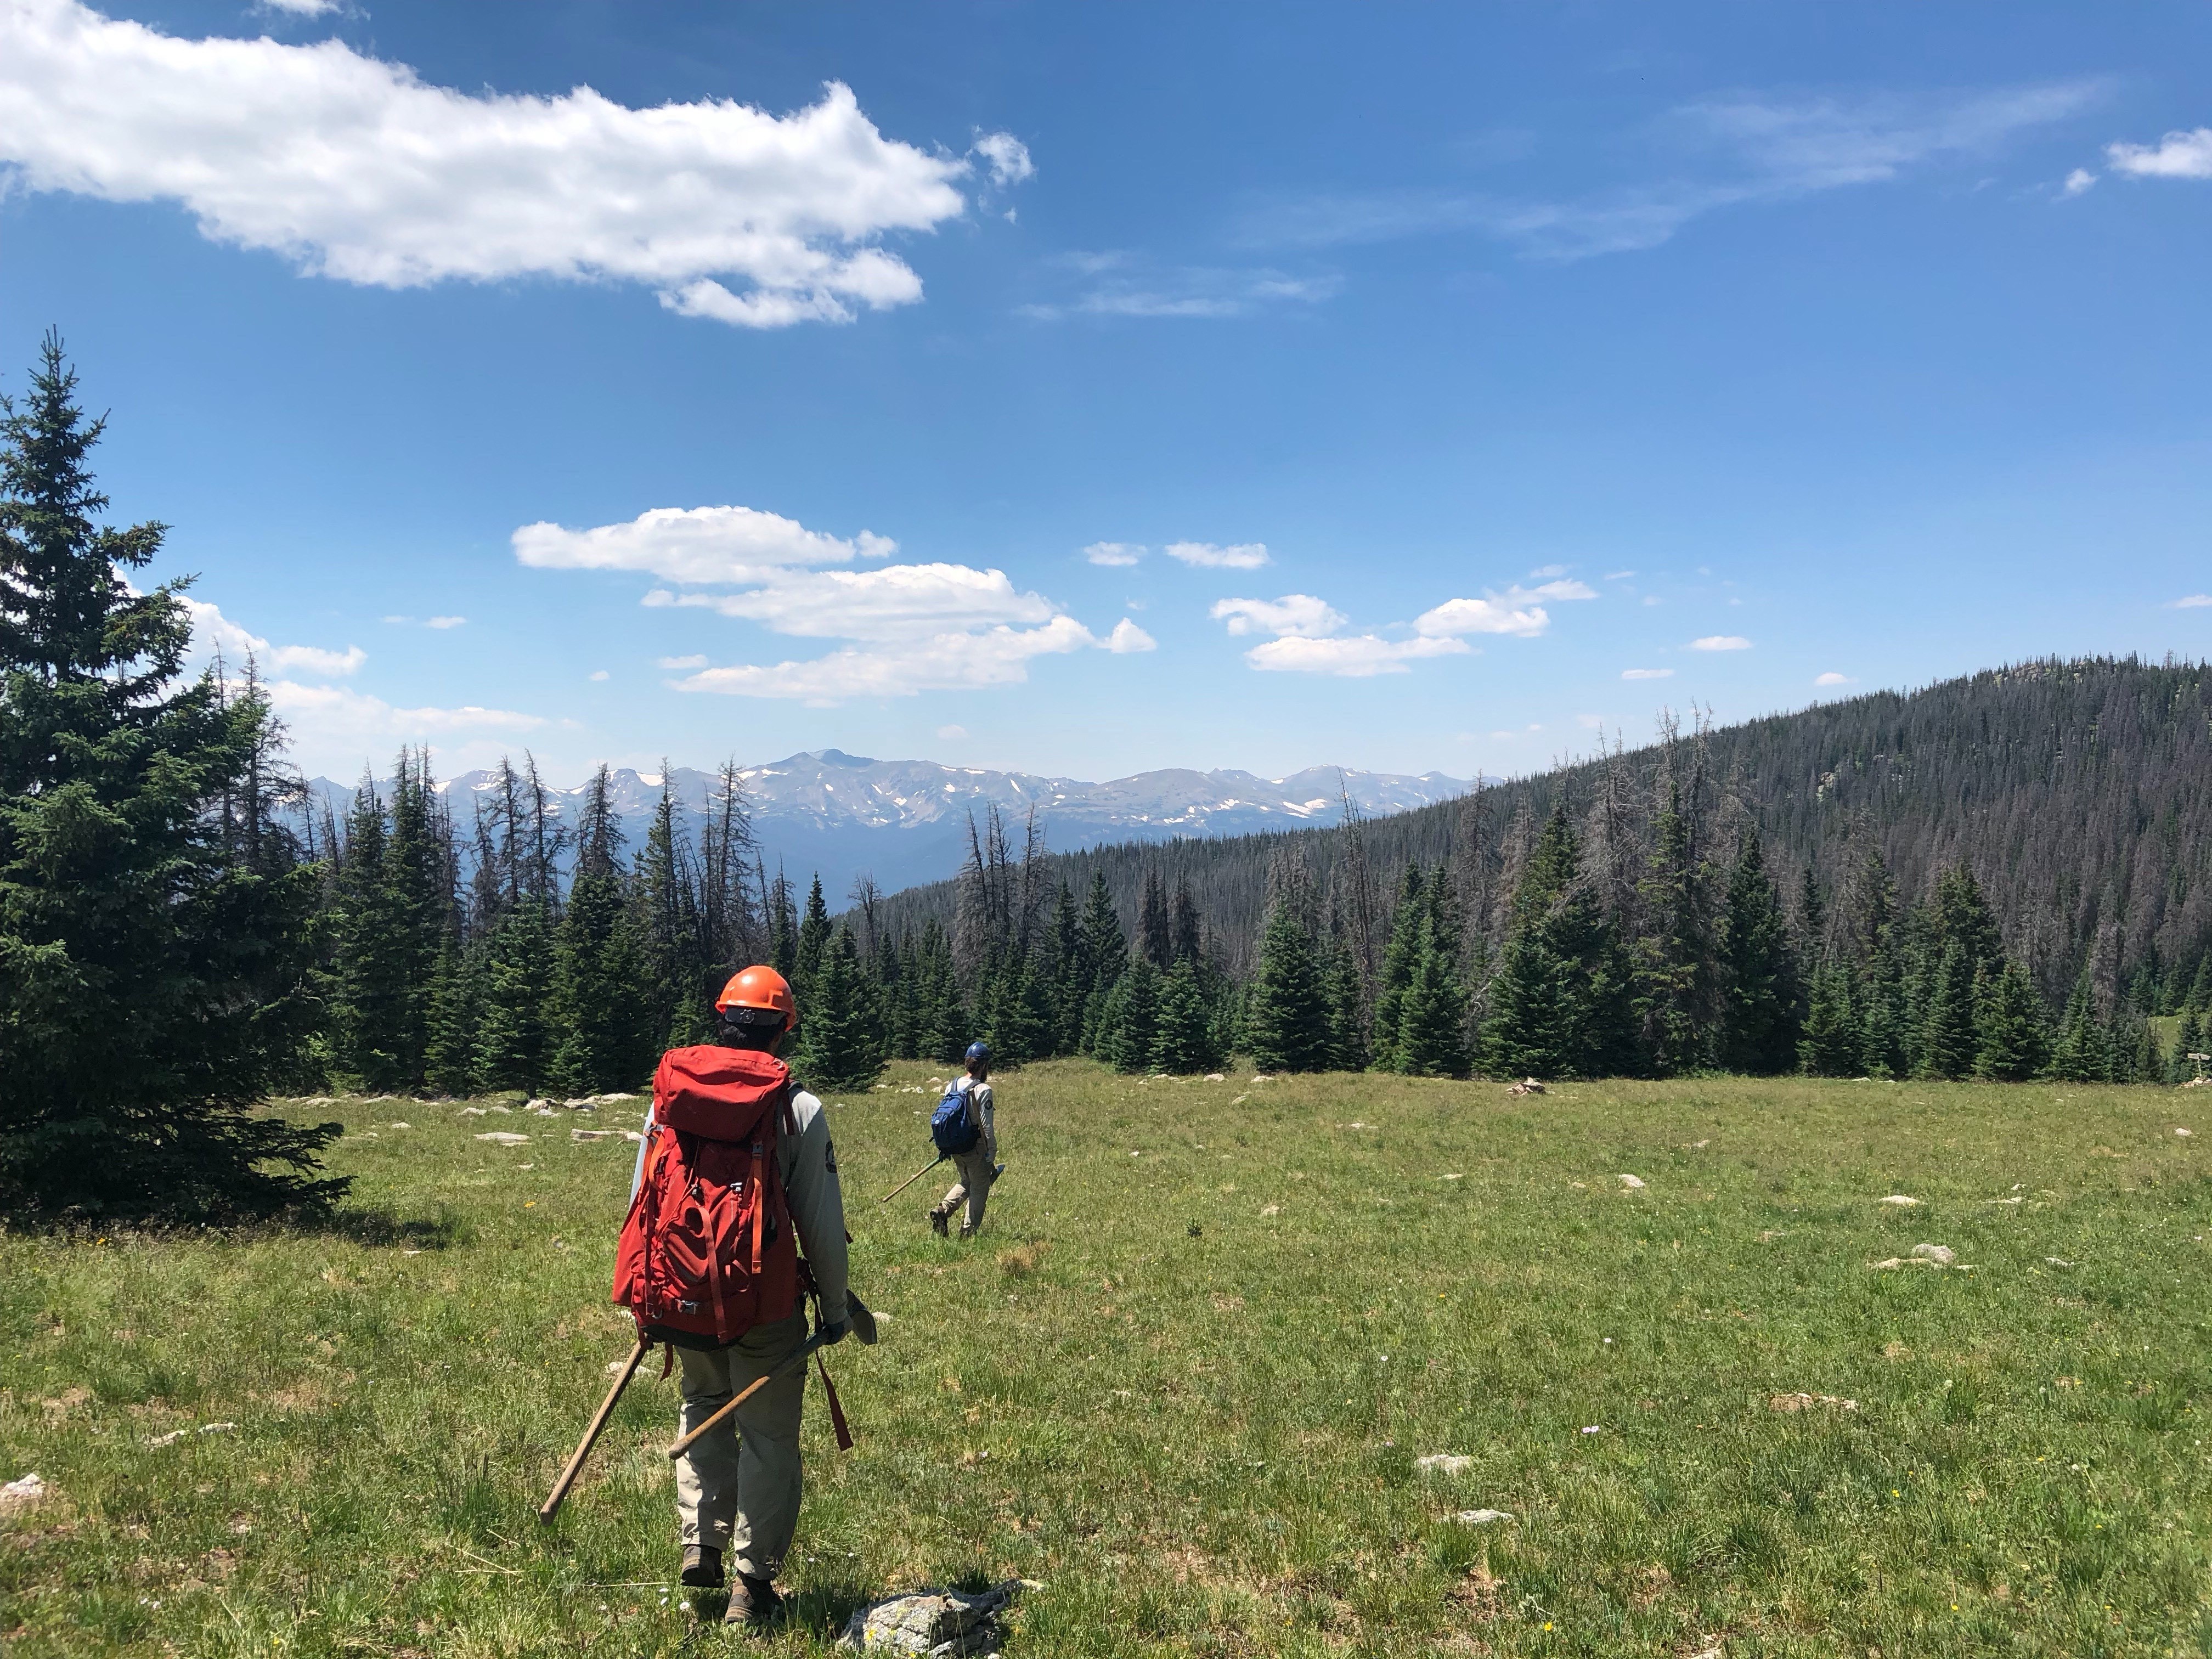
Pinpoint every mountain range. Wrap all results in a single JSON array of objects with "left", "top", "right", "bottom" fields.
[{"left": 303, "top": 751, "right": 1474, "bottom": 898}]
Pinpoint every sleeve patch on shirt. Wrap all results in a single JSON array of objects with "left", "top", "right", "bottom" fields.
[{"left": 823, "top": 1139, "right": 838, "bottom": 1175}]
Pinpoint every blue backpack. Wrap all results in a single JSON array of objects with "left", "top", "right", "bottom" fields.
[{"left": 930, "top": 1078, "right": 981, "bottom": 1156}]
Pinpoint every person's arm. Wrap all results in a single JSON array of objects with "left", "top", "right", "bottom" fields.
[
  {"left": 782, "top": 1094, "right": 851, "bottom": 1323},
  {"left": 629, "top": 1104, "right": 656, "bottom": 1201}
]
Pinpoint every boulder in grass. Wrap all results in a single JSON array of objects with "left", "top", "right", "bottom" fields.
[
  {"left": 1878, "top": 1195, "right": 1918, "bottom": 1207},
  {"left": 475, "top": 1132, "right": 531, "bottom": 1146},
  {"left": 1, "top": 1472, "right": 45, "bottom": 1514},
  {"left": 1416, "top": 1453, "right": 1474, "bottom": 1475},
  {"left": 837, "top": 1580, "right": 1023, "bottom": 1655},
  {"left": 1910, "top": 1243, "right": 1955, "bottom": 1265}
]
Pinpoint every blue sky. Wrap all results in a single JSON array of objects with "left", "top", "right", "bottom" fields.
[{"left": 3, "top": 0, "right": 2209, "bottom": 786}]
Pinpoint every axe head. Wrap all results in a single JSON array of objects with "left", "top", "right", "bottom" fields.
[{"left": 844, "top": 1289, "right": 881, "bottom": 1346}]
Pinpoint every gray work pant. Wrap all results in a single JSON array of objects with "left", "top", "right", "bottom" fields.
[
  {"left": 673, "top": 1308, "right": 809, "bottom": 1581},
  {"left": 933, "top": 1141, "right": 996, "bottom": 1234}
]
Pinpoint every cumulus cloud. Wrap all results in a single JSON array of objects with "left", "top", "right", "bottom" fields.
[
  {"left": 1210, "top": 594, "right": 1347, "bottom": 639},
  {"left": 1414, "top": 597, "right": 1544, "bottom": 639},
  {"left": 2107, "top": 128, "right": 2212, "bottom": 179},
  {"left": 1814, "top": 671, "right": 1854, "bottom": 686},
  {"left": 1621, "top": 667, "right": 1675, "bottom": 680},
  {"left": 588, "top": 669, "right": 610, "bottom": 681},
  {"left": 1105, "top": 618, "right": 1156, "bottom": 653},
  {"left": 973, "top": 132, "right": 1034, "bottom": 187},
  {"left": 187, "top": 598, "right": 364, "bottom": 676},
  {"left": 515, "top": 505, "right": 894, "bottom": 585},
  {"left": 1165, "top": 540, "right": 1270, "bottom": 570},
  {"left": 1083, "top": 541, "right": 1146, "bottom": 567},
  {"left": 1691, "top": 634, "right": 1752, "bottom": 651},
  {"left": 1245, "top": 634, "right": 1471, "bottom": 676},
  {"left": 528, "top": 502, "right": 1141, "bottom": 701},
  {"left": 2168, "top": 594, "right": 2212, "bottom": 608},
  {"left": 2062, "top": 167, "right": 2098, "bottom": 196},
  {"left": 0, "top": 0, "right": 1016, "bottom": 328}
]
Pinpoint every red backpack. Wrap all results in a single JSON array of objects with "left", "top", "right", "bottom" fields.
[{"left": 612, "top": 1046, "right": 802, "bottom": 1348}]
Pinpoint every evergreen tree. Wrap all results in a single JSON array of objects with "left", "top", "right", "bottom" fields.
[
  {"left": 0, "top": 336, "right": 336, "bottom": 1217},
  {"left": 1917, "top": 940, "right": 1979, "bottom": 1080},
  {"left": 1077, "top": 871, "right": 1127, "bottom": 1053},
  {"left": 1170, "top": 874, "right": 1204, "bottom": 966},
  {"left": 1098, "top": 952, "right": 1162, "bottom": 1073},
  {"left": 1858, "top": 946, "right": 1909, "bottom": 1079},
  {"left": 1797, "top": 963, "right": 1860, "bottom": 1076},
  {"left": 1973, "top": 958, "right": 2049, "bottom": 1082},
  {"left": 1716, "top": 830, "right": 1801, "bottom": 1074},
  {"left": 550, "top": 766, "right": 650, "bottom": 1094},
  {"left": 477, "top": 898, "right": 557, "bottom": 1093},
  {"left": 1242, "top": 898, "right": 1334, "bottom": 1073},
  {"left": 797, "top": 926, "right": 886, "bottom": 1092},
  {"left": 2175, "top": 1006, "right": 2205, "bottom": 1081},
  {"left": 1152, "top": 955, "right": 1226, "bottom": 1074},
  {"left": 1395, "top": 910, "right": 1470, "bottom": 1077},
  {"left": 2187, "top": 955, "right": 2212, "bottom": 1017},
  {"left": 1371, "top": 865, "right": 1426, "bottom": 1073},
  {"left": 1478, "top": 807, "right": 1640, "bottom": 1079},
  {"left": 2045, "top": 970, "right": 2101, "bottom": 1083},
  {"left": 1049, "top": 881, "right": 1088, "bottom": 1054},
  {"left": 768, "top": 868, "right": 798, "bottom": 980},
  {"left": 424, "top": 934, "right": 487, "bottom": 1097},
  {"left": 1797, "top": 864, "right": 1827, "bottom": 951},
  {"left": 1636, "top": 782, "right": 1717, "bottom": 1076},
  {"left": 793, "top": 872, "right": 832, "bottom": 1001},
  {"left": 1324, "top": 935, "right": 1371, "bottom": 1071},
  {"left": 1137, "top": 868, "right": 1172, "bottom": 970}
]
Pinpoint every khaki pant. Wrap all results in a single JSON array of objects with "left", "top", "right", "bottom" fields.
[
  {"left": 673, "top": 1308, "right": 809, "bottom": 1581},
  {"left": 932, "top": 1141, "right": 996, "bottom": 1235}
]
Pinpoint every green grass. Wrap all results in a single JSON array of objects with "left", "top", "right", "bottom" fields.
[{"left": 3, "top": 1066, "right": 2208, "bottom": 1657}]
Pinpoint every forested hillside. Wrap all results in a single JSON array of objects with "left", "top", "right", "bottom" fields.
[{"left": 866, "top": 658, "right": 2212, "bottom": 1008}]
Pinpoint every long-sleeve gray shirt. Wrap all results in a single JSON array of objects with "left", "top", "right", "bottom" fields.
[{"left": 631, "top": 1087, "right": 851, "bottom": 1322}]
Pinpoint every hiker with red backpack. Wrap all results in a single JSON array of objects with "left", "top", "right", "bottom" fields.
[
  {"left": 613, "top": 965, "right": 856, "bottom": 1629},
  {"left": 927, "top": 1041, "right": 997, "bottom": 1239}
]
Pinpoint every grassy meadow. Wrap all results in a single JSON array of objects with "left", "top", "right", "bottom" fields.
[{"left": 2, "top": 1064, "right": 2208, "bottom": 1657}]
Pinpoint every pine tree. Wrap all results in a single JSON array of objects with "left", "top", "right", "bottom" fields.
[
  {"left": 2045, "top": 970, "right": 2101, "bottom": 1082},
  {"left": 1170, "top": 874, "right": 1204, "bottom": 966},
  {"left": 1049, "top": 881, "right": 1087, "bottom": 1054},
  {"left": 1077, "top": 871, "right": 1127, "bottom": 1053},
  {"left": 2187, "top": 954, "right": 2212, "bottom": 1018},
  {"left": 0, "top": 336, "right": 336, "bottom": 1217},
  {"left": 768, "top": 868, "right": 798, "bottom": 979},
  {"left": 1479, "top": 806, "right": 1640, "bottom": 1080},
  {"left": 550, "top": 766, "right": 649, "bottom": 1095},
  {"left": 424, "top": 934, "right": 487, "bottom": 1097},
  {"left": 1324, "top": 935, "right": 1370, "bottom": 1072},
  {"left": 1098, "top": 953, "right": 1162, "bottom": 1073},
  {"left": 1242, "top": 898, "right": 1334, "bottom": 1073},
  {"left": 797, "top": 926, "right": 886, "bottom": 1092},
  {"left": 1973, "top": 958, "right": 2049, "bottom": 1082},
  {"left": 1797, "top": 963, "right": 1860, "bottom": 1076},
  {"left": 2175, "top": 1006, "right": 2205, "bottom": 1080},
  {"left": 1371, "top": 865, "right": 1426, "bottom": 1073},
  {"left": 1137, "top": 868, "right": 1172, "bottom": 970},
  {"left": 1636, "top": 782, "right": 1716, "bottom": 1076},
  {"left": 1716, "top": 830, "right": 1801, "bottom": 1074},
  {"left": 1917, "top": 940, "right": 1979, "bottom": 1080},
  {"left": 1858, "top": 947, "right": 1909, "bottom": 1079},
  {"left": 1797, "top": 864, "right": 1827, "bottom": 952},
  {"left": 1152, "top": 955, "right": 1225, "bottom": 1074},
  {"left": 476, "top": 899, "right": 557, "bottom": 1093},
  {"left": 1395, "top": 911, "right": 1470, "bottom": 1077},
  {"left": 793, "top": 873, "right": 832, "bottom": 1002}
]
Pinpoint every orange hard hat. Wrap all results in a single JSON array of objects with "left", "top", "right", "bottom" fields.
[{"left": 716, "top": 964, "right": 797, "bottom": 1030}]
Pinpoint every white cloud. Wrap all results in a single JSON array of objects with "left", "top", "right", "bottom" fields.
[
  {"left": 424, "top": 614, "right": 466, "bottom": 630},
  {"left": 973, "top": 132, "right": 1034, "bottom": 187},
  {"left": 534, "top": 501, "right": 1139, "bottom": 702},
  {"left": 1083, "top": 541, "right": 1146, "bottom": 566},
  {"left": 2062, "top": 167, "right": 2098, "bottom": 196},
  {"left": 1165, "top": 540, "right": 1271, "bottom": 570},
  {"left": 1604, "top": 569, "right": 1635, "bottom": 580},
  {"left": 1023, "top": 253, "right": 1339, "bottom": 320},
  {"left": 1814, "top": 671, "right": 1853, "bottom": 686},
  {"left": 1242, "top": 82, "right": 2100, "bottom": 261},
  {"left": 588, "top": 669, "right": 610, "bottom": 681},
  {"left": 1413, "top": 596, "right": 1550, "bottom": 638},
  {"left": 186, "top": 598, "right": 364, "bottom": 676},
  {"left": 1690, "top": 634, "right": 1752, "bottom": 651},
  {"left": 2169, "top": 594, "right": 2212, "bottom": 608},
  {"left": 1621, "top": 667, "right": 1675, "bottom": 680},
  {"left": 671, "top": 616, "right": 1099, "bottom": 704},
  {"left": 1105, "top": 618, "right": 1156, "bottom": 653},
  {"left": 1528, "top": 563, "right": 1567, "bottom": 578},
  {"left": 2107, "top": 128, "right": 2212, "bottom": 179},
  {"left": 257, "top": 0, "right": 340, "bottom": 13},
  {"left": 936, "top": 724, "right": 968, "bottom": 741},
  {"left": 0, "top": 0, "right": 1000, "bottom": 328},
  {"left": 1210, "top": 594, "right": 1347, "bottom": 639},
  {"left": 647, "top": 562, "right": 1059, "bottom": 640},
  {"left": 1245, "top": 634, "right": 1471, "bottom": 677},
  {"left": 268, "top": 681, "right": 545, "bottom": 771},
  {"left": 515, "top": 505, "right": 894, "bottom": 585}
]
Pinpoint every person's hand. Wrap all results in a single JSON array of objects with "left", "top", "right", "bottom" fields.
[{"left": 819, "top": 1317, "right": 849, "bottom": 1345}]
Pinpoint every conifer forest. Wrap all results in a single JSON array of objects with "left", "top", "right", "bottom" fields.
[{"left": 4, "top": 338, "right": 2211, "bottom": 1222}]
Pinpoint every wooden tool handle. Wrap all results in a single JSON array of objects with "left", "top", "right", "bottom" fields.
[
  {"left": 539, "top": 1336, "right": 648, "bottom": 1524},
  {"left": 879, "top": 1153, "right": 946, "bottom": 1204},
  {"left": 664, "top": 1334, "right": 825, "bottom": 1460}
]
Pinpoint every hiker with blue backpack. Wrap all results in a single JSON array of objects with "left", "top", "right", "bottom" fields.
[{"left": 928, "top": 1042, "right": 998, "bottom": 1239}]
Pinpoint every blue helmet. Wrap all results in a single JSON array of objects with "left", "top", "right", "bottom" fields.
[{"left": 964, "top": 1041, "right": 991, "bottom": 1065}]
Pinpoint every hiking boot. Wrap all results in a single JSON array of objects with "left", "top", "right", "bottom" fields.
[
  {"left": 680, "top": 1544, "right": 724, "bottom": 1588},
  {"left": 929, "top": 1207, "right": 949, "bottom": 1237},
  {"left": 722, "top": 1572, "right": 783, "bottom": 1628},
  {"left": 958, "top": 1221, "right": 978, "bottom": 1241}
]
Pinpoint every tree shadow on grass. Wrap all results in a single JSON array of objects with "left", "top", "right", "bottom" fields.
[{"left": 318, "top": 1202, "right": 478, "bottom": 1250}]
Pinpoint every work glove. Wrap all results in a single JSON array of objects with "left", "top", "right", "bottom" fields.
[{"left": 819, "top": 1316, "right": 849, "bottom": 1345}]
